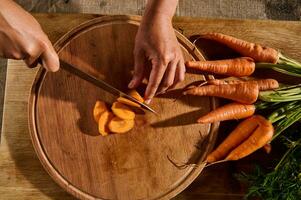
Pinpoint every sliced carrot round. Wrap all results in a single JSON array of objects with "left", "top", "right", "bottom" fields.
[
  {"left": 129, "top": 90, "right": 144, "bottom": 103},
  {"left": 108, "top": 117, "right": 134, "bottom": 134},
  {"left": 93, "top": 100, "right": 107, "bottom": 122},
  {"left": 98, "top": 111, "right": 114, "bottom": 136},
  {"left": 111, "top": 102, "right": 135, "bottom": 120},
  {"left": 117, "top": 97, "right": 141, "bottom": 108}
]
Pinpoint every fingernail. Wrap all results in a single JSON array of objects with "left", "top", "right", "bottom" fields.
[
  {"left": 145, "top": 99, "right": 151, "bottom": 104},
  {"left": 128, "top": 80, "right": 135, "bottom": 88}
]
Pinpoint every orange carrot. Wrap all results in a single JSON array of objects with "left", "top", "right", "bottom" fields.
[
  {"left": 128, "top": 90, "right": 144, "bottom": 103},
  {"left": 117, "top": 97, "right": 141, "bottom": 108},
  {"left": 198, "top": 102, "right": 255, "bottom": 123},
  {"left": 186, "top": 57, "right": 255, "bottom": 77},
  {"left": 206, "top": 116, "right": 260, "bottom": 163},
  {"left": 206, "top": 79, "right": 233, "bottom": 85},
  {"left": 203, "top": 33, "right": 279, "bottom": 63},
  {"left": 225, "top": 115, "right": 274, "bottom": 160},
  {"left": 183, "top": 82, "right": 259, "bottom": 104},
  {"left": 207, "top": 78, "right": 279, "bottom": 91},
  {"left": 254, "top": 79, "right": 279, "bottom": 90},
  {"left": 116, "top": 90, "right": 144, "bottom": 108}
]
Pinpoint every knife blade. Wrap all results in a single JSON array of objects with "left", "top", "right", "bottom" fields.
[{"left": 59, "top": 60, "right": 157, "bottom": 114}]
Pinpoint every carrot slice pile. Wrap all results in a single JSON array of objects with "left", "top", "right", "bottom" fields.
[{"left": 92, "top": 90, "right": 144, "bottom": 136}]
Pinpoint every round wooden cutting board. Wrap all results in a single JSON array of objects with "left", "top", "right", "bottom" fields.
[{"left": 29, "top": 15, "right": 219, "bottom": 200}]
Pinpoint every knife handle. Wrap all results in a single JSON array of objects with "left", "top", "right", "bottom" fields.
[{"left": 28, "top": 57, "right": 43, "bottom": 68}]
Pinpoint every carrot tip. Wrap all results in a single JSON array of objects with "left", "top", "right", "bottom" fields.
[{"left": 205, "top": 155, "right": 216, "bottom": 163}]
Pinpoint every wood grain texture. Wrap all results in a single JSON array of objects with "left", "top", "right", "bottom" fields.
[
  {"left": 29, "top": 15, "right": 218, "bottom": 200},
  {"left": 0, "top": 59, "right": 6, "bottom": 140},
  {"left": 1, "top": 14, "right": 301, "bottom": 200},
  {"left": 15, "top": 0, "right": 301, "bottom": 20}
]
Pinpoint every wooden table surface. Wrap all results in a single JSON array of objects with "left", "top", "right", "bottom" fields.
[{"left": 1, "top": 13, "right": 300, "bottom": 200}]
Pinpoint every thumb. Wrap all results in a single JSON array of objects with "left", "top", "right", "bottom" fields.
[
  {"left": 128, "top": 51, "right": 145, "bottom": 89},
  {"left": 41, "top": 45, "right": 59, "bottom": 72}
]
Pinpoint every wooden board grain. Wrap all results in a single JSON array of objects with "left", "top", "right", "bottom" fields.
[
  {"left": 28, "top": 15, "right": 218, "bottom": 200},
  {"left": 1, "top": 14, "right": 301, "bottom": 200},
  {"left": 15, "top": 0, "right": 301, "bottom": 20}
]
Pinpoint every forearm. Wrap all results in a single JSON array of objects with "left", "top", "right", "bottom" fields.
[
  {"left": 0, "top": 0, "right": 33, "bottom": 30},
  {"left": 133, "top": 0, "right": 184, "bottom": 100},
  {"left": 143, "top": 0, "right": 178, "bottom": 21},
  {"left": 0, "top": 0, "right": 19, "bottom": 14}
]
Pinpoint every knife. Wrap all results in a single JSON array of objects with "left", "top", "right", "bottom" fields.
[{"left": 59, "top": 60, "right": 157, "bottom": 114}]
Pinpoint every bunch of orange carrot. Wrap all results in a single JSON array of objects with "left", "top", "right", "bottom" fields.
[
  {"left": 184, "top": 32, "right": 283, "bottom": 124},
  {"left": 183, "top": 33, "right": 301, "bottom": 164},
  {"left": 187, "top": 32, "right": 301, "bottom": 77}
]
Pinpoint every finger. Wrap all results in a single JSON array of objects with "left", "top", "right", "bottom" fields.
[
  {"left": 12, "top": 31, "right": 47, "bottom": 68},
  {"left": 170, "top": 58, "right": 185, "bottom": 89},
  {"left": 23, "top": 51, "right": 43, "bottom": 68},
  {"left": 40, "top": 36, "right": 59, "bottom": 72},
  {"left": 157, "top": 60, "right": 177, "bottom": 94},
  {"left": 144, "top": 60, "right": 166, "bottom": 103},
  {"left": 128, "top": 50, "right": 145, "bottom": 88},
  {"left": 24, "top": 57, "right": 41, "bottom": 68},
  {"left": 40, "top": 44, "right": 59, "bottom": 72}
]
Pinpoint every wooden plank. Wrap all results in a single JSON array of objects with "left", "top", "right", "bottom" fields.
[
  {"left": 34, "top": 14, "right": 100, "bottom": 44},
  {"left": 1, "top": 14, "right": 301, "bottom": 200},
  {"left": 14, "top": 0, "right": 301, "bottom": 20},
  {"left": 0, "top": 59, "right": 6, "bottom": 139},
  {"left": 0, "top": 60, "right": 74, "bottom": 200}
]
